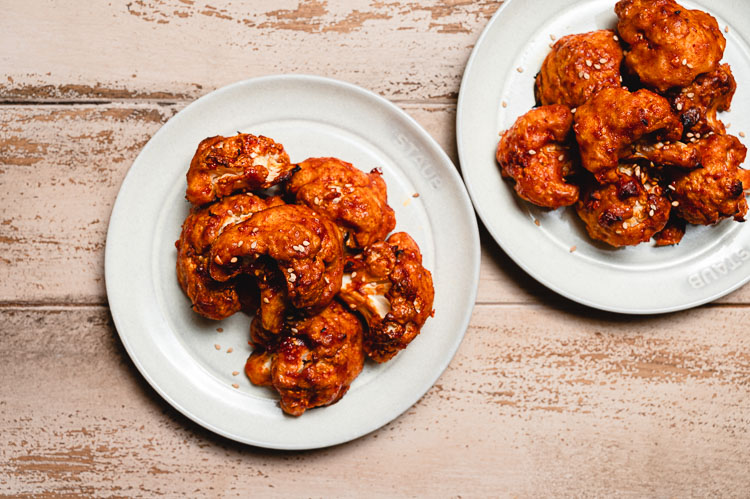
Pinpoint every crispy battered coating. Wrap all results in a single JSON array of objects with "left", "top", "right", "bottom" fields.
[
  {"left": 175, "top": 193, "right": 284, "bottom": 320},
  {"left": 535, "top": 30, "right": 624, "bottom": 108},
  {"left": 208, "top": 204, "right": 344, "bottom": 330},
  {"left": 496, "top": 105, "right": 580, "bottom": 208},
  {"left": 186, "top": 134, "right": 295, "bottom": 206},
  {"left": 626, "top": 139, "right": 699, "bottom": 169},
  {"left": 574, "top": 88, "right": 682, "bottom": 183},
  {"left": 286, "top": 157, "right": 396, "bottom": 249},
  {"left": 653, "top": 216, "right": 686, "bottom": 246},
  {"left": 576, "top": 168, "right": 671, "bottom": 247},
  {"left": 245, "top": 300, "right": 364, "bottom": 417},
  {"left": 670, "top": 64, "right": 736, "bottom": 136},
  {"left": 615, "top": 0, "right": 725, "bottom": 92},
  {"left": 338, "top": 232, "right": 434, "bottom": 363},
  {"left": 670, "top": 134, "right": 748, "bottom": 225}
]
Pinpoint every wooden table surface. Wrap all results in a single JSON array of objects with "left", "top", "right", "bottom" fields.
[{"left": 2, "top": 1, "right": 749, "bottom": 496}]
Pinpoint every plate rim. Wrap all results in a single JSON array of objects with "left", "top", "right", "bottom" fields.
[
  {"left": 456, "top": 0, "right": 750, "bottom": 315},
  {"left": 105, "top": 73, "right": 481, "bottom": 449}
]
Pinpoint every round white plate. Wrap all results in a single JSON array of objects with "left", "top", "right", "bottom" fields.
[
  {"left": 105, "top": 75, "right": 480, "bottom": 449},
  {"left": 457, "top": 0, "right": 750, "bottom": 314}
]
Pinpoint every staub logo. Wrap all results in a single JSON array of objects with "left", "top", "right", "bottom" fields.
[
  {"left": 688, "top": 247, "right": 750, "bottom": 289},
  {"left": 394, "top": 132, "right": 443, "bottom": 190}
]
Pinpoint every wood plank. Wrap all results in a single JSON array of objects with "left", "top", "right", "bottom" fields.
[
  {"left": 1, "top": 305, "right": 748, "bottom": 496},
  {"left": 0, "top": 0, "right": 502, "bottom": 102},
  {"left": 3, "top": 103, "right": 750, "bottom": 305}
]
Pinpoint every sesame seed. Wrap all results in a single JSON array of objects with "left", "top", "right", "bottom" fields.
[
  {"left": 324, "top": 276, "right": 330, "bottom": 284},
  {"left": 502, "top": 100, "right": 508, "bottom": 108},
  {"left": 534, "top": 219, "right": 540, "bottom": 226},
  {"left": 613, "top": 35, "right": 619, "bottom": 41},
  {"left": 569, "top": 245, "right": 577, "bottom": 253},
  {"left": 578, "top": 71, "right": 585, "bottom": 79},
  {"left": 289, "top": 273, "right": 296, "bottom": 282},
  {"left": 682, "top": 58, "right": 687, "bottom": 65},
  {"left": 549, "top": 43, "right": 554, "bottom": 48},
  {"left": 725, "top": 26, "right": 729, "bottom": 33},
  {"left": 303, "top": 240, "right": 310, "bottom": 246},
  {"left": 672, "top": 201, "right": 679, "bottom": 207},
  {"left": 528, "top": 149, "right": 537, "bottom": 155},
  {"left": 232, "top": 371, "right": 239, "bottom": 376},
  {"left": 550, "top": 34, "right": 556, "bottom": 40},
  {"left": 214, "top": 255, "right": 223, "bottom": 265},
  {"left": 214, "top": 344, "right": 221, "bottom": 350},
  {"left": 649, "top": 210, "right": 655, "bottom": 217},
  {"left": 594, "top": 64, "right": 601, "bottom": 70},
  {"left": 668, "top": 184, "right": 676, "bottom": 191},
  {"left": 288, "top": 268, "right": 294, "bottom": 273},
  {"left": 232, "top": 383, "right": 239, "bottom": 389},
  {"left": 687, "top": 63, "right": 694, "bottom": 69},
  {"left": 741, "top": 132, "right": 747, "bottom": 138},
  {"left": 290, "top": 327, "right": 299, "bottom": 333},
  {"left": 263, "top": 297, "right": 269, "bottom": 304},
  {"left": 687, "top": 92, "right": 694, "bottom": 98},
  {"left": 230, "top": 257, "right": 238, "bottom": 263},
  {"left": 349, "top": 303, "right": 356, "bottom": 309},
  {"left": 252, "top": 227, "right": 258, "bottom": 233},
  {"left": 250, "top": 241, "right": 257, "bottom": 249},
  {"left": 227, "top": 347, "right": 233, "bottom": 353},
  {"left": 227, "top": 209, "right": 233, "bottom": 216},
  {"left": 676, "top": 103, "right": 683, "bottom": 111},
  {"left": 586, "top": 59, "right": 592, "bottom": 67},
  {"left": 352, "top": 272, "right": 357, "bottom": 278},
  {"left": 217, "top": 327, "right": 223, "bottom": 332},
  {"left": 517, "top": 67, "right": 524, "bottom": 73},
  {"left": 726, "top": 123, "right": 732, "bottom": 129},
  {"left": 656, "top": 142, "right": 664, "bottom": 149},
  {"left": 583, "top": 73, "right": 590, "bottom": 80},
  {"left": 571, "top": 108, "right": 577, "bottom": 113},
  {"left": 599, "top": 58, "right": 607, "bottom": 64},
  {"left": 314, "top": 197, "right": 321, "bottom": 205},
  {"left": 412, "top": 193, "right": 420, "bottom": 198},
  {"left": 558, "top": 154, "right": 565, "bottom": 161},
  {"left": 686, "top": 132, "right": 694, "bottom": 138},
  {"left": 238, "top": 240, "right": 244, "bottom": 247},
  {"left": 695, "top": 133, "right": 701, "bottom": 138},
  {"left": 622, "top": 222, "right": 628, "bottom": 229}
]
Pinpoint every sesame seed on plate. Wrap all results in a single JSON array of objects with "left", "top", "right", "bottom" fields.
[
  {"left": 534, "top": 219, "right": 540, "bottom": 226},
  {"left": 549, "top": 43, "right": 554, "bottom": 48},
  {"left": 214, "top": 344, "right": 221, "bottom": 350},
  {"left": 569, "top": 245, "right": 577, "bottom": 253},
  {"left": 217, "top": 327, "right": 223, "bottom": 332},
  {"left": 725, "top": 25, "right": 729, "bottom": 33},
  {"left": 550, "top": 34, "right": 556, "bottom": 40},
  {"left": 232, "top": 383, "right": 239, "bottom": 389},
  {"left": 227, "top": 347, "right": 233, "bottom": 353},
  {"left": 517, "top": 67, "right": 524, "bottom": 73},
  {"left": 232, "top": 371, "right": 239, "bottom": 376},
  {"left": 741, "top": 132, "right": 747, "bottom": 138},
  {"left": 502, "top": 100, "right": 508, "bottom": 108}
]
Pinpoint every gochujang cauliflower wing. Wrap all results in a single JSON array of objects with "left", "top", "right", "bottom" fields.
[
  {"left": 574, "top": 88, "right": 682, "bottom": 183},
  {"left": 186, "top": 133, "right": 295, "bottom": 206},
  {"left": 670, "top": 63, "right": 736, "bottom": 136},
  {"left": 535, "top": 30, "right": 624, "bottom": 108},
  {"left": 338, "top": 232, "right": 434, "bottom": 363},
  {"left": 615, "top": 0, "right": 725, "bottom": 92},
  {"left": 669, "top": 134, "right": 749, "bottom": 225},
  {"left": 208, "top": 204, "right": 344, "bottom": 335},
  {"left": 576, "top": 167, "right": 671, "bottom": 247},
  {"left": 496, "top": 105, "right": 580, "bottom": 208},
  {"left": 176, "top": 193, "right": 284, "bottom": 320},
  {"left": 245, "top": 300, "right": 364, "bottom": 417},
  {"left": 286, "top": 157, "right": 396, "bottom": 249}
]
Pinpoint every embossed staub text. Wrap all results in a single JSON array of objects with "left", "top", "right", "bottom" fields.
[
  {"left": 688, "top": 247, "right": 750, "bottom": 289},
  {"left": 394, "top": 132, "right": 443, "bottom": 190}
]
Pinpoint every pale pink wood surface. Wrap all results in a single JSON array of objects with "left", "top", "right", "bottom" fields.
[{"left": 1, "top": 1, "right": 749, "bottom": 497}]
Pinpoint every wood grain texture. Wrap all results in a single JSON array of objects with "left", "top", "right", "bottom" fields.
[
  {"left": 1, "top": 305, "right": 748, "bottom": 496},
  {"left": 2, "top": 104, "right": 750, "bottom": 306},
  {"left": 0, "top": 0, "right": 502, "bottom": 103}
]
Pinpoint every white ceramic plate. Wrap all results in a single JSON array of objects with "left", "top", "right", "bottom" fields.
[
  {"left": 105, "top": 75, "right": 480, "bottom": 449},
  {"left": 457, "top": 0, "right": 750, "bottom": 314}
]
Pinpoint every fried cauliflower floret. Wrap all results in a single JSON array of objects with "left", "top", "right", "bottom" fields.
[
  {"left": 175, "top": 193, "right": 284, "bottom": 320},
  {"left": 670, "top": 134, "right": 748, "bottom": 225},
  {"left": 186, "top": 134, "right": 295, "bottom": 206},
  {"left": 286, "top": 157, "right": 396, "bottom": 249},
  {"left": 670, "top": 63, "right": 736, "bottom": 136},
  {"left": 535, "top": 30, "right": 624, "bottom": 108},
  {"left": 245, "top": 300, "right": 364, "bottom": 417},
  {"left": 496, "top": 105, "right": 580, "bottom": 208},
  {"left": 576, "top": 169, "right": 671, "bottom": 247},
  {"left": 653, "top": 216, "right": 686, "bottom": 246},
  {"left": 615, "top": 0, "right": 725, "bottom": 92},
  {"left": 208, "top": 204, "right": 344, "bottom": 333},
  {"left": 574, "top": 88, "right": 682, "bottom": 183},
  {"left": 338, "top": 232, "right": 434, "bottom": 363}
]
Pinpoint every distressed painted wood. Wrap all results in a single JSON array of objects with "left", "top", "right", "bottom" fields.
[
  {"left": 1, "top": 305, "right": 748, "bottom": 496},
  {"left": 0, "top": 0, "right": 503, "bottom": 103},
  {"left": 2, "top": 104, "right": 750, "bottom": 305}
]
